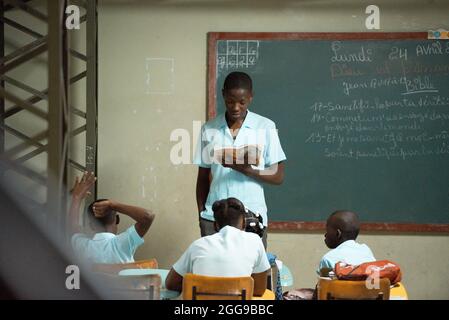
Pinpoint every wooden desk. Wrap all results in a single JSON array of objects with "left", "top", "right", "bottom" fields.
[
  {"left": 118, "top": 268, "right": 180, "bottom": 300},
  {"left": 390, "top": 282, "right": 408, "bottom": 300},
  {"left": 252, "top": 289, "right": 275, "bottom": 300}
]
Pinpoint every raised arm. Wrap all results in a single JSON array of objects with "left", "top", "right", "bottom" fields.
[
  {"left": 68, "top": 172, "right": 96, "bottom": 235},
  {"left": 92, "top": 200, "right": 155, "bottom": 237},
  {"left": 196, "top": 167, "right": 211, "bottom": 214}
]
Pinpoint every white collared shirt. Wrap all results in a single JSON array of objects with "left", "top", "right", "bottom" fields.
[
  {"left": 173, "top": 226, "right": 270, "bottom": 277},
  {"left": 318, "top": 240, "right": 376, "bottom": 274},
  {"left": 71, "top": 225, "right": 144, "bottom": 264},
  {"left": 194, "top": 110, "right": 286, "bottom": 225}
]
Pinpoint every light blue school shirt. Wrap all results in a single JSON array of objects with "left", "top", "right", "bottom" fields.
[
  {"left": 317, "top": 240, "right": 376, "bottom": 274},
  {"left": 194, "top": 110, "right": 286, "bottom": 226},
  {"left": 71, "top": 225, "right": 144, "bottom": 264}
]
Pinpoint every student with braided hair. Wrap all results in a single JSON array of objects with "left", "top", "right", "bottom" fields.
[{"left": 165, "top": 197, "right": 270, "bottom": 296}]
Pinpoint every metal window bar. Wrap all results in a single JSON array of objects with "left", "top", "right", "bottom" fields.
[{"left": 0, "top": 0, "right": 98, "bottom": 238}]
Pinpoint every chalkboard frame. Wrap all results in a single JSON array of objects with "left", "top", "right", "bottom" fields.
[{"left": 207, "top": 32, "right": 449, "bottom": 233}]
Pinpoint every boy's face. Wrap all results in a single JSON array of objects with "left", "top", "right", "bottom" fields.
[
  {"left": 324, "top": 217, "right": 340, "bottom": 249},
  {"left": 222, "top": 88, "right": 253, "bottom": 122}
]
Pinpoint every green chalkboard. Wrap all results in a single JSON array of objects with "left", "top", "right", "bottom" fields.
[{"left": 207, "top": 33, "right": 449, "bottom": 231}]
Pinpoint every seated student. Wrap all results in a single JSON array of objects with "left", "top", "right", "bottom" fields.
[
  {"left": 69, "top": 172, "right": 155, "bottom": 264},
  {"left": 284, "top": 210, "right": 375, "bottom": 300},
  {"left": 318, "top": 210, "right": 375, "bottom": 274},
  {"left": 165, "top": 197, "right": 270, "bottom": 296}
]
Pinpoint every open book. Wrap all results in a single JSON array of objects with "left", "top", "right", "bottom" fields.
[{"left": 213, "top": 144, "right": 262, "bottom": 166}]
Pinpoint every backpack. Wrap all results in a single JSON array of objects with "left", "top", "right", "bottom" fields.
[{"left": 334, "top": 260, "right": 402, "bottom": 285}]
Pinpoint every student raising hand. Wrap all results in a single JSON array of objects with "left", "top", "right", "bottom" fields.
[
  {"left": 71, "top": 172, "right": 96, "bottom": 200},
  {"left": 68, "top": 172, "right": 96, "bottom": 235}
]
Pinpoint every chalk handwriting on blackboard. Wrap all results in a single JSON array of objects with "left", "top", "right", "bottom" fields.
[
  {"left": 416, "top": 42, "right": 443, "bottom": 56},
  {"left": 331, "top": 41, "right": 373, "bottom": 63},
  {"left": 306, "top": 90, "right": 449, "bottom": 160},
  {"left": 211, "top": 34, "right": 449, "bottom": 226}
]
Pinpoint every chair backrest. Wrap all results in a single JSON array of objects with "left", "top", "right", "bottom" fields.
[
  {"left": 318, "top": 278, "right": 391, "bottom": 300},
  {"left": 99, "top": 273, "right": 161, "bottom": 300},
  {"left": 92, "top": 258, "right": 158, "bottom": 274},
  {"left": 182, "top": 273, "right": 254, "bottom": 300}
]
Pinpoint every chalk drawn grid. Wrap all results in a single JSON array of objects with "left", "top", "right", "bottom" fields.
[{"left": 217, "top": 40, "right": 260, "bottom": 71}]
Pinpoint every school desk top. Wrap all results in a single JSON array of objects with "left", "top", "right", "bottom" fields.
[{"left": 118, "top": 268, "right": 179, "bottom": 299}]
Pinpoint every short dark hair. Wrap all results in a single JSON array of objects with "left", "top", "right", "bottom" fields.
[
  {"left": 223, "top": 71, "right": 253, "bottom": 92},
  {"left": 86, "top": 199, "right": 115, "bottom": 227},
  {"left": 329, "top": 210, "right": 360, "bottom": 240},
  {"left": 212, "top": 197, "right": 245, "bottom": 228}
]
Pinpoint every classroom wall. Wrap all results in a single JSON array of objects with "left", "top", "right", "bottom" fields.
[{"left": 95, "top": 0, "right": 449, "bottom": 299}]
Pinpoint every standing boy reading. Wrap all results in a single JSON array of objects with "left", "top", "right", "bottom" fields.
[{"left": 194, "top": 71, "right": 286, "bottom": 248}]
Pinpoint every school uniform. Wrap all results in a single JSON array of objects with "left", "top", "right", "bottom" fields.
[
  {"left": 173, "top": 225, "right": 270, "bottom": 277},
  {"left": 71, "top": 225, "right": 144, "bottom": 264},
  {"left": 194, "top": 110, "right": 286, "bottom": 228},
  {"left": 318, "top": 239, "right": 376, "bottom": 274}
]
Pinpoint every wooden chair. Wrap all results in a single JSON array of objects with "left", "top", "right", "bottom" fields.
[
  {"left": 182, "top": 273, "right": 254, "bottom": 300},
  {"left": 92, "top": 258, "right": 158, "bottom": 274},
  {"left": 318, "top": 278, "right": 391, "bottom": 300}
]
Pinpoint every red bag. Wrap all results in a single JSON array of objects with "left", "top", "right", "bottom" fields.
[{"left": 334, "top": 260, "right": 402, "bottom": 285}]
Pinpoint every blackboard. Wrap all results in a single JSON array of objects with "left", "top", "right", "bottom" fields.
[{"left": 207, "top": 32, "right": 449, "bottom": 232}]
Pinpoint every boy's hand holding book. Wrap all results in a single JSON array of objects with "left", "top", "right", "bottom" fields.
[{"left": 215, "top": 145, "right": 261, "bottom": 166}]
